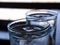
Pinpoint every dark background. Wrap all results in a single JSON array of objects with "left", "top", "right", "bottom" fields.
[{"left": 0, "top": 2, "right": 60, "bottom": 9}]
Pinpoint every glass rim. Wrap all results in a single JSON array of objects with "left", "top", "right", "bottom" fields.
[
  {"left": 7, "top": 18, "right": 26, "bottom": 34},
  {"left": 26, "top": 9, "right": 57, "bottom": 21},
  {"left": 7, "top": 18, "right": 51, "bottom": 35},
  {"left": 26, "top": 9, "right": 57, "bottom": 17},
  {"left": 7, "top": 9, "right": 58, "bottom": 35}
]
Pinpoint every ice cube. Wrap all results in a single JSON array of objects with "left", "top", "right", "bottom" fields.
[
  {"left": 30, "top": 21, "right": 49, "bottom": 28},
  {"left": 23, "top": 27, "right": 34, "bottom": 32},
  {"left": 48, "top": 20, "right": 54, "bottom": 26}
]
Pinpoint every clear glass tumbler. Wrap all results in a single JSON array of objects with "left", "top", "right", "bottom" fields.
[{"left": 7, "top": 9, "right": 57, "bottom": 45}]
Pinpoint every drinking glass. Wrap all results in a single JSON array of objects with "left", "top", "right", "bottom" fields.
[{"left": 7, "top": 9, "right": 57, "bottom": 45}]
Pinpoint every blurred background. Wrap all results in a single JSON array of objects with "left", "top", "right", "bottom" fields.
[{"left": 0, "top": 0, "right": 60, "bottom": 45}]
